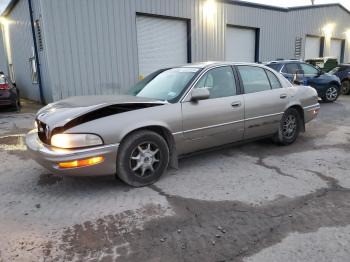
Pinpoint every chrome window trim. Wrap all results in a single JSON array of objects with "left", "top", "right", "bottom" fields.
[
  {"left": 245, "top": 112, "right": 284, "bottom": 121},
  {"left": 182, "top": 119, "right": 244, "bottom": 134},
  {"left": 172, "top": 112, "right": 284, "bottom": 135}
]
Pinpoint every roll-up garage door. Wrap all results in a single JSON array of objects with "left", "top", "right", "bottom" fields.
[
  {"left": 330, "top": 39, "right": 342, "bottom": 61},
  {"left": 136, "top": 15, "right": 188, "bottom": 78},
  {"left": 225, "top": 26, "right": 256, "bottom": 62},
  {"left": 305, "top": 36, "right": 321, "bottom": 60}
]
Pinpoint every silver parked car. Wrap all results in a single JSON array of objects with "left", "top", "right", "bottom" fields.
[{"left": 26, "top": 62, "right": 320, "bottom": 186}]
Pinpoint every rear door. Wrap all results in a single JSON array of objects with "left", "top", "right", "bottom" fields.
[
  {"left": 181, "top": 66, "right": 244, "bottom": 153},
  {"left": 237, "top": 65, "right": 289, "bottom": 139}
]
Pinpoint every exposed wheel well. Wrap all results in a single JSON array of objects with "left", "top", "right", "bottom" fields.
[
  {"left": 289, "top": 105, "right": 305, "bottom": 132},
  {"left": 122, "top": 126, "right": 178, "bottom": 169}
]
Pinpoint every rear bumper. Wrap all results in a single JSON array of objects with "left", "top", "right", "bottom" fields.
[
  {"left": 25, "top": 130, "right": 119, "bottom": 176},
  {"left": 303, "top": 103, "right": 320, "bottom": 123},
  {"left": 0, "top": 89, "right": 18, "bottom": 106}
]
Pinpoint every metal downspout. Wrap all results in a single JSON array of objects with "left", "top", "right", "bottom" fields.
[{"left": 28, "top": 0, "right": 45, "bottom": 104}]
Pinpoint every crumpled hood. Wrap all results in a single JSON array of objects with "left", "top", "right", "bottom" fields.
[{"left": 36, "top": 95, "right": 166, "bottom": 129}]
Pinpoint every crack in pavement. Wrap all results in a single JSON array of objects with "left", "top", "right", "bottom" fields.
[
  {"left": 256, "top": 157, "right": 297, "bottom": 179},
  {"left": 33, "top": 172, "right": 350, "bottom": 262}
]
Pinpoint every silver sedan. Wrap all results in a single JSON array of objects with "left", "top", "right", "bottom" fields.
[{"left": 26, "top": 62, "right": 320, "bottom": 186}]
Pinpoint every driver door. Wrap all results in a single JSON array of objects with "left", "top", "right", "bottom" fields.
[{"left": 180, "top": 66, "right": 244, "bottom": 153}]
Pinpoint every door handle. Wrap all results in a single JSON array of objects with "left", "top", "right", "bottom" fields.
[
  {"left": 280, "top": 94, "right": 288, "bottom": 99},
  {"left": 231, "top": 101, "right": 242, "bottom": 107}
]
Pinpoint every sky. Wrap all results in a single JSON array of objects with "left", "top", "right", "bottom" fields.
[
  {"left": 0, "top": 0, "right": 349, "bottom": 14},
  {"left": 244, "top": 0, "right": 350, "bottom": 10}
]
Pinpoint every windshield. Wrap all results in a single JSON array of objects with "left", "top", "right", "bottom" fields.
[{"left": 127, "top": 68, "right": 199, "bottom": 102}]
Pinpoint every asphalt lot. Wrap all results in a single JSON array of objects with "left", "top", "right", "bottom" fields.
[{"left": 0, "top": 96, "right": 350, "bottom": 262}]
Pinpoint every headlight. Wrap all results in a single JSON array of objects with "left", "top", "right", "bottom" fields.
[{"left": 51, "top": 133, "right": 103, "bottom": 149}]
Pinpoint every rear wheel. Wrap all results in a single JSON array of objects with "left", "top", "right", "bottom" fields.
[
  {"left": 322, "top": 85, "right": 339, "bottom": 102},
  {"left": 116, "top": 130, "right": 169, "bottom": 187},
  {"left": 341, "top": 81, "right": 350, "bottom": 95},
  {"left": 273, "top": 108, "right": 301, "bottom": 146}
]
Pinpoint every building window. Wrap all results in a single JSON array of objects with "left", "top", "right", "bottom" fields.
[{"left": 29, "top": 57, "right": 38, "bottom": 84}]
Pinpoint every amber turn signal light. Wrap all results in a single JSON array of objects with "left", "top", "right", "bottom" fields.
[{"left": 58, "top": 156, "right": 104, "bottom": 169}]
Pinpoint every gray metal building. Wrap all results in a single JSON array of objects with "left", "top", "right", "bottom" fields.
[{"left": 0, "top": 0, "right": 349, "bottom": 103}]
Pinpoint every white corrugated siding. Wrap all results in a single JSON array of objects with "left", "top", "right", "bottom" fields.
[
  {"left": 2, "top": 1, "right": 350, "bottom": 102},
  {"left": 6, "top": 0, "right": 40, "bottom": 101},
  {"left": 0, "top": 28, "right": 8, "bottom": 75},
  {"left": 38, "top": 0, "right": 226, "bottom": 101}
]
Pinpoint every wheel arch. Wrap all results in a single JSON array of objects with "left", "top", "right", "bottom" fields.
[
  {"left": 329, "top": 81, "right": 341, "bottom": 88},
  {"left": 287, "top": 104, "right": 305, "bottom": 132},
  {"left": 120, "top": 125, "right": 178, "bottom": 169}
]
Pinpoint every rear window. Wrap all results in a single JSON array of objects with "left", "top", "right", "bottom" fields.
[
  {"left": 282, "top": 63, "right": 299, "bottom": 74},
  {"left": 266, "top": 63, "right": 283, "bottom": 72}
]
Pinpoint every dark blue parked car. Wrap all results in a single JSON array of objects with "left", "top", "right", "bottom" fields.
[
  {"left": 328, "top": 64, "right": 350, "bottom": 95},
  {"left": 266, "top": 60, "right": 341, "bottom": 102}
]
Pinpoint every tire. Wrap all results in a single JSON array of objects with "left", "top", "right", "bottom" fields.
[
  {"left": 116, "top": 130, "right": 169, "bottom": 187},
  {"left": 322, "top": 85, "right": 339, "bottom": 102},
  {"left": 273, "top": 108, "right": 301, "bottom": 146},
  {"left": 341, "top": 81, "right": 350, "bottom": 95}
]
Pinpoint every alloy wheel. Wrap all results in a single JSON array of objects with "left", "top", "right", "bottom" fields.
[
  {"left": 129, "top": 142, "right": 160, "bottom": 178},
  {"left": 282, "top": 115, "right": 297, "bottom": 139},
  {"left": 326, "top": 87, "right": 338, "bottom": 101}
]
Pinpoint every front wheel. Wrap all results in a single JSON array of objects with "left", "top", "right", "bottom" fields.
[
  {"left": 322, "top": 86, "right": 339, "bottom": 102},
  {"left": 273, "top": 108, "right": 301, "bottom": 146},
  {"left": 341, "top": 81, "right": 350, "bottom": 95},
  {"left": 116, "top": 130, "right": 169, "bottom": 187}
]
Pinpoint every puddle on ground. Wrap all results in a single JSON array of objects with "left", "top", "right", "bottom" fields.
[{"left": 0, "top": 134, "right": 26, "bottom": 151}]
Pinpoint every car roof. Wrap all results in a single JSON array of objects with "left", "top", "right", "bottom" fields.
[
  {"left": 266, "top": 60, "right": 303, "bottom": 65},
  {"left": 180, "top": 61, "right": 266, "bottom": 69}
]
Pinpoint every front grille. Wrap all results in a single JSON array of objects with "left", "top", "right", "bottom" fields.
[{"left": 36, "top": 120, "right": 50, "bottom": 145}]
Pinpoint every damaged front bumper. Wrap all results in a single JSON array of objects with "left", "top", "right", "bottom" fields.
[{"left": 26, "top": 130, "right": 119, "bottom": 176}]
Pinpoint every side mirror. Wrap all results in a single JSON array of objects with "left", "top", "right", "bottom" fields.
[
  {"left": 293, "top": 69, "right": 305, "bottom": 85},
  {"left": 191, "top": 88, "right": 210, "bottom": 101}
]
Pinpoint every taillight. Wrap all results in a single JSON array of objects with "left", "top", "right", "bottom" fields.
[{"left": 0, "top": 84, "right": 10, "bottom": 90}]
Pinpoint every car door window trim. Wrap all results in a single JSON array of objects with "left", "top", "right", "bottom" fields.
[{"left": 181, "top": 64, "right": 240, "bottom": 102}]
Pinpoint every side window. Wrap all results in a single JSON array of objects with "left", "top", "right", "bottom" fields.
[
  {"left": 300, "top": 63, "right": 318, "bottom": 76},
  {"left": 266, "top": 70, "right": 282, "bottom": 89},
  {"left": 282, "top": 63, "right": 299, "bottom": 74},
  {"left": 194, "top": 66, "right": 236, "bottom": 99},
  {"left": 237, "top": 66, "right": 271, "bottom": 94}
]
